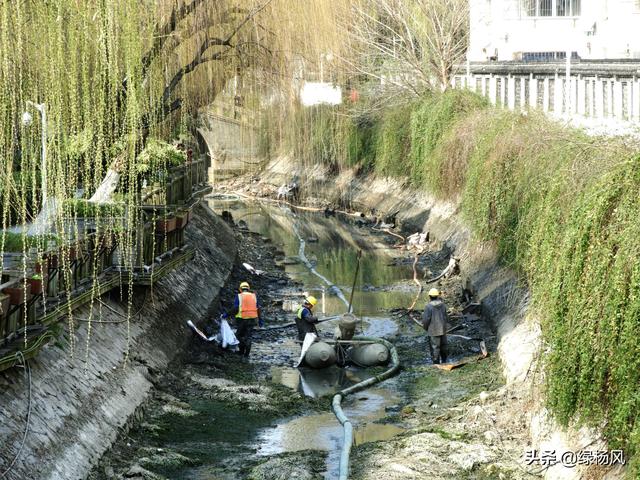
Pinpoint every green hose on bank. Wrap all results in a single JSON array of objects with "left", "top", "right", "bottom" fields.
[{"left": 331, "top": 336, "right": 401, "bottom": 480}]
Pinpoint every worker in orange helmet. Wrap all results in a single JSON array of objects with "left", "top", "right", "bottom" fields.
[{"left": 230, "top": 281, "right": 263, "bottom": 358}]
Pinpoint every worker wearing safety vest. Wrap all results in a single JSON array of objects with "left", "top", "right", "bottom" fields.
[
  {"left": 295, "top": 296, "right": 318, "bottom": 341},
  {"left": 422, "top": 288, "right": 449, "bottom": 364},
  {"left": 230, "top": 281, "right": 263, "bottom": 358}
]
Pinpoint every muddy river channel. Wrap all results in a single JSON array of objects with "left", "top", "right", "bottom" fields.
[{"left": 90, "top": 199, "right": 507, "bottom": 480}]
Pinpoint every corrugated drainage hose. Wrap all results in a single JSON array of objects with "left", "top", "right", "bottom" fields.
[{"left": 331, "top": 336, "right": 401, "bottom": 480}]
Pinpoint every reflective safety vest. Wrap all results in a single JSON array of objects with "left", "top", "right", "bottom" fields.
[
  {"left": 236, "top": 292, "right": 258, "bottom": 319},
  {"left": 297, "top": 306, "right": 309, "bottom": 320}
]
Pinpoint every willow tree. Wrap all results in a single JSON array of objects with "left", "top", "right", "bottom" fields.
[
  {"left": 91, "top": 0, "right": 353, "bottom": 201},
  {"left": 0, "top": 0, "right": 350, "bottom": 358},
  {"left": 0, "top": 0, "right": 351, "bottom": 217}
]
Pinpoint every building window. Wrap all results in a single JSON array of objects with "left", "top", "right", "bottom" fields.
[
  {"left": 523, "top": 0, "right": 535, "bottom": 16},
  {"left": 522, "top": 0, "right": 580, "bottom": 17},
  {"left": 557, "top": 0, "right": 581, "bottom": 16},
  {"left": 540, "top": 0, "right": 552, "bottom": 16}
]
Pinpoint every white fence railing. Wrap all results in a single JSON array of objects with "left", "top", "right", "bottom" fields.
[{"left": 452, "top": 72, "right": 640, "bottom": 124}]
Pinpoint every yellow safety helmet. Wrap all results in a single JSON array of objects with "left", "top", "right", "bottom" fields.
[
  {"left": 305, "top": 295, "right": 318, "bottom": 306},
  {"left": 428, "top": 288, "right": 441, "bottom": 298},
  {"left": 239, "top": 281, "right": 250, "bottom": 291}
]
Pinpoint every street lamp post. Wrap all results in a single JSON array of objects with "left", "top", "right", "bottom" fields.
[{"left": 22, "top": 101, "right": 47, "bottom": 209}]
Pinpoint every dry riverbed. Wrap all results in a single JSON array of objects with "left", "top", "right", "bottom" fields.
[{"left": 90, "top": 202, "right": 538, "bottom": 480}]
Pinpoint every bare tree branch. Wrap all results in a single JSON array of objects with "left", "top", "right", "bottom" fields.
[
  {"left": 158, "top": 0, "right": 277, "bottom": 115},
  {"left": 222, "top": 0, "right": 276, "bottom": 44},
  {"left": 346, "top": 0, "right": 468, "bottom": 93},
  {"left": 141, "top": 0, "right": 208, "bottom": 76},
  {"left": 160, "top": 38, "right": 230, "bottom": 106}
]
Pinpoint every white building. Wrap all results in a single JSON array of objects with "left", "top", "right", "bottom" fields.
[{"left": 469, "top": 0, "right": 640, "bottom": 62}]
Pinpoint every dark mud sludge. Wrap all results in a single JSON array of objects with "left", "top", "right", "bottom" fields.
[{"left": 90, "top": 199, "right": 500, "bottom": 480}]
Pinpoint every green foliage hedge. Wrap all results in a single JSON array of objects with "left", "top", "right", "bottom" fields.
[
  {"left": 410, "top": 90, "right": 487, "bottom": 187},
  {"left": 1, "top": 232, "right": 59, "bottom": 253},
  {"left": 262, "top": 91, "right": 487, "bottom": 183},
  {"left": 265, "top": 91, "right": 640, "bottom": 476}
]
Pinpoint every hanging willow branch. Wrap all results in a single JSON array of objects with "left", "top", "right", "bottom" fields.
[
  {"left": 0, "top": 0, "right": 356, "bottom": 364},
  {"left": 160, "top": 39, "right": 231, "bottom": 107},
  {"left": 160, "top": 0, "right": 278, "bottom": 107},
  {"left": 92, "top": 0, "right": 279, "bottom": 202}
]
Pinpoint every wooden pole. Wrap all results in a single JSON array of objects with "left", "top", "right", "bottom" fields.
[{"left": 347, "top": 250, "right": 362, "bottom": 314}]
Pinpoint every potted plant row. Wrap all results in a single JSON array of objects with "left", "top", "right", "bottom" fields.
[
  {"left": 27, "top": 274, "right": 44, "bottom": 296},
  {"left": 1, "top": 232, "right": 59, "bottom": 270}
]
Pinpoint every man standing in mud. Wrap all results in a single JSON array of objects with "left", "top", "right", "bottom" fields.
[
  {"left": 230, "top": 281, "right": 263, "bottom": 358},
  {"left": 422, "top": 288, "right": 449, "bottom": 364},
  {"left": 295, "top": 296, "right": 319, "bottom": 341}
]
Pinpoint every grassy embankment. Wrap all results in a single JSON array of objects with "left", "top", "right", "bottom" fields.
[{"left": 261, "top": 90, "right": 640, "bottom": 476}]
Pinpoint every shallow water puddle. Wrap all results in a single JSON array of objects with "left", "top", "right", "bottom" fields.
[
  {"left": 208, "top": 198, "right": 440, "bottom": 316},
  {"left": 255, "top": 387, "right": 404, "bottom": 479},
  {"left": 264, "top": 365, "right": 406, "bottom": 478}
]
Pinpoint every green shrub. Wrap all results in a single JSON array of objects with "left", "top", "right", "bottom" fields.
[
  {"left": 410, "top": 90, "right": 487, "bottom": 188},
  {"left": 136, "top": 138, "right": 186, "bottom": 175},
  {"left": 1, "top": 232, "right": 59, "bottom": 252},
  {"left": 534, "top": 157, "right": 640, "bottom": 455},
  {"left": 426, "top": 101, "right": 640, "bottom": 474},
  {"left": 262, "top": 103, "right": 379, "bottom": 171},
  {"left": 374, "top": 103, "right": 413, "bottom": 177},
  {"left": 343, "top": 113, "right": 377, "bottom": 170}
]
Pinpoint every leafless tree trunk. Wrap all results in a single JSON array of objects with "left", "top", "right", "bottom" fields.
[{"left": 345, "top": 0, "right": 468, "bottom": 94}]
